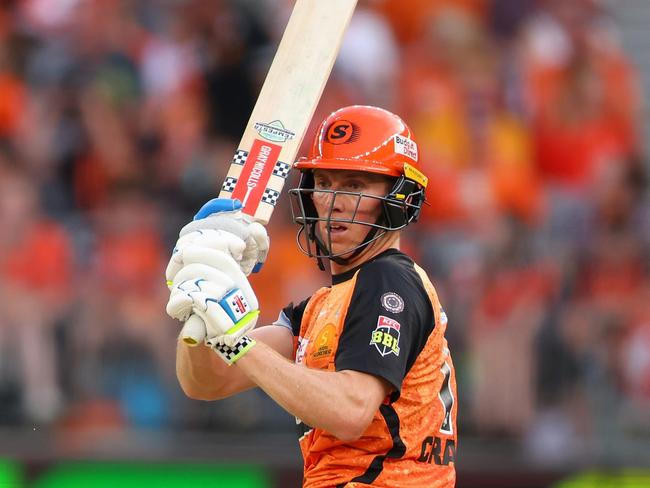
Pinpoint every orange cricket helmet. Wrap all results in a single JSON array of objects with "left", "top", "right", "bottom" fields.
[
  {"left": 289, "top": 106, "right": 428, "bottom": 265},
  {"left": 294, "top": 105, "right": 428, "bottom": 186}
]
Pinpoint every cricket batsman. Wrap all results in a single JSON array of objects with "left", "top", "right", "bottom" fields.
[{"left": 167, "top": 105, "right": 458, "bottom": 487}]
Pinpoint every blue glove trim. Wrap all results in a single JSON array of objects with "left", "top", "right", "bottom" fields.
[{"left": 194, "top": 198, "right": 242, "bottom": 220}]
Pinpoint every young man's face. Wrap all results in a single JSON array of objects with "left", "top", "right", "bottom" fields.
[{"left": 311, "top": 169, "right": 393, "bottom": 257}]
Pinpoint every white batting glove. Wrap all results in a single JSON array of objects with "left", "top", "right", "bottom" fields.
[
  {"left": 166, "top": 198, "right": 269, "bottom": 284},
  {"left": 165, "top": 198, "right": 269, "bottom": 354},
  {"left": 166, "top": 249, "right": 259, "bottom": 361}
]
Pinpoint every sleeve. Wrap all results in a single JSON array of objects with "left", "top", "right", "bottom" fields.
[
  {"left": 334, "top": 259, "right": 434, "bottom": 392},
  {"left": 273, "top": 297, "right": 311, "bottom": 337}
]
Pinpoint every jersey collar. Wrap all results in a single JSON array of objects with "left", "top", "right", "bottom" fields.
[{"left": 331, "top": 248, "right": 404, "bottom": 286}]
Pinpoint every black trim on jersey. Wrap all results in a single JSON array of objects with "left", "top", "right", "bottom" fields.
[
  {"left": 334, "top": 250, "right": 435, "bottom": 392},
  {"left": 296, "top": 420, "right": 313, "bottom": 439},
  {"left": 331, "top": 248, "right": 403, "bottom": 286},
  {"left": 281, "top": 297, "right": 311, "bottom": 336},
  {"left": 336, "top": 402, "right": 407, "bottom": 488}
]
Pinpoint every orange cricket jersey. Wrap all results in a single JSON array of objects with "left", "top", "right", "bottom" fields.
[{"left": 278, "top": 249, "right": 458, "bottom": 487}]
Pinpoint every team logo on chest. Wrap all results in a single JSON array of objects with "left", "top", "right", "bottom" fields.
[
  {"left": 311, "top": 323, "right": 336, "bottom": 362},
  {"left": 370, "top": 315, "right": 401, "bottom": 357}
]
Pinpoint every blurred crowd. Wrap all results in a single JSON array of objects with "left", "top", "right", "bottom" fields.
[{"left": 0, "top": 0, "right": 649, "bottom": 469}]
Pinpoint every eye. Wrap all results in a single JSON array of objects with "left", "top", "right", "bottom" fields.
[
  {"left": 314, "top": 177, "right": 331, "bottom": 190},
  {"left": 346, "top": 180, "right": 364, "bottom": 191}
]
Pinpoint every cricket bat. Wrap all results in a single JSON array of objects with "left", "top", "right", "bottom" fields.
[{"left": 181, "top": 0, "right": 358, "bottom": 345}]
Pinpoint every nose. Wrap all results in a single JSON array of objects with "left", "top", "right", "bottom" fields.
[
  {"left": 315, "top": 188, "right": 344, "bottom": 215},
  {"left": 314, "top": 182, "right": 358, "bottom": 218}
]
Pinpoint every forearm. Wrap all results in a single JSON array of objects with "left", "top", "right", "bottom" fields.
[
  {"left": 176, "top": 325, "right": 294, "bottom": 400},
  {"left": 235, "top": 341, "right": 381, "bottom": 441},
  {"left": 176, "top": 339, "right": 232, "bottom": 400}
]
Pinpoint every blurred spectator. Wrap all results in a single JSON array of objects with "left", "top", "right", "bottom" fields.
[
  {"left": 0, "top": 157, "right": 73, "bottom": 422},
  {"left": 398, "top": 6, "right": 543, "bottom": 228},
  {"left": 520, "top": 0, "right": 641, "bottom": 189},
  {"left": 378, "top": 0, "right": 489, "bottom": 45},
  {"left": 468, "top": 217, "right": 558, "bottom": 435},
  {"left": 67, "top": 185, "right": 174, "bottom": 429},
  {"left": 335, "top": 1, "right": 400, "bottom": 106}
]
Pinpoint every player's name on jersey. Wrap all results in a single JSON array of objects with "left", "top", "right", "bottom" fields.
[{"left": 417, "top": 436, "right": 456, "bottom": 466}]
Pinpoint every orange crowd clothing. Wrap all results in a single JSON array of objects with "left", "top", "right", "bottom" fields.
[
  {"left": 1, "top": 220, "right": 73, "bottom": 294},
  {"left": 0, "top": 73, "right": 26, "bottom": 137},
  {"left": 527, "top": 50, "right": 640, "bottom": 188},
  {"left": 379, "top": 0, "right": 488, "bottom": 44},
  {"left": 277, "top": 249, "right": 457, "bottom": 487}
]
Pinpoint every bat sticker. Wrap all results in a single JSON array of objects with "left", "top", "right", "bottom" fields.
[
  {"left": 254, "top": 120, "right": 296, "bottom": 143},
  {"left": 231, "top": 139, "right": 282, "bottom": 212}
]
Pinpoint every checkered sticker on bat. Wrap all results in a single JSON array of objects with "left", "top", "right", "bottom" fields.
[
  {"left": 222, "top": 176, "right": 238, "bottom": 193},
  {"left": 232, "top": 149, "right": 248, "bottom": 166},
  {"left": 261, "top": 188, "right": 280, "bottom": 206},
  {"left": 272, "top": 161, "right": 291, "bottom": 178}
]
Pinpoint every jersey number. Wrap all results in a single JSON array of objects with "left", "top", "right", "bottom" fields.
[{"left": 438, "top": 361, "right": 455, "bottom": 435}]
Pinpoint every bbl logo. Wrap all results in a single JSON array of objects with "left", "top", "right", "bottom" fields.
[
  {"left": 326, "top": 120, "right": 360, "bottom": 145},
  {"left": 370, "top": 315, "right": 401, "bottom": 357}
]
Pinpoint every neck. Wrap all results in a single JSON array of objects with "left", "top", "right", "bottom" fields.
[{"left": 330, "top": 232, "right": 401, "bottom": 275}]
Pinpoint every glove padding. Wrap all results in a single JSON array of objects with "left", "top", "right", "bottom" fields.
[
  {"left": 166, "top": 198, "right": 269, "bottom": 281},
  {"left": 165, "top": 198, "right": 268, "bottom": 351},
  {"left": 166, "top": 247, "right": 259, "bottom": 348}
]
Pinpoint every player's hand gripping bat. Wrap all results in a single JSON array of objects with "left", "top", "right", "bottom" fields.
[{"left": 180, "top": 0, "right": 358, "bottom": 345}]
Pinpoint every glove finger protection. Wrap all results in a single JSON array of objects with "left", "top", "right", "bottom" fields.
[
  {"left": 167, "top": 264, "right": 235, "bottom": 320},
  {"left": 182, "top": 246, "right": 258, "bottom": 309},
  {"left": 181, "top": 248, "right": 259, "bottom": 347},
  {"left": 167, "top": 257, "right": 259, "bottom": 348},
  {"left": 167, "top": 263, "right": 235, "bottom": 344},
  {"left": 242, "top": 221, "right": 270, "bottom": 275},
  {"left": 180, "top": 198, "right": 270, "bottom": 275},
  {"left": 166, "top": 229, "right": 246, "bottom": 287}
]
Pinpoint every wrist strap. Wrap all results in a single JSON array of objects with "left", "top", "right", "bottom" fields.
[{"left": 212, "top": 335, "right": 257, "bottom": 365}]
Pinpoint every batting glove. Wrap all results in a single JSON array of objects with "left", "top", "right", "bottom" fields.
[
  {"left": 165, "top": 198, "right": 269, "bottom": 354},
  {"left": 166, "top": 198, "right": 269, "bottom": 284},
  {"left": 166, "top": 250, "right": 259, "bottom": 353}
]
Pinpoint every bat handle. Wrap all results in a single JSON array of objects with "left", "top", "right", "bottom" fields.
[{"left": 181, "top": 314, "right": 207, "bottom": 346}]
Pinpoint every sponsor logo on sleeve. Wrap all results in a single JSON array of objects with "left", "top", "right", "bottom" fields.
[
  {"left": 381, "top": 292, "right": 404, "bottom": 313},
  {"left": 370, "top": 315, "right": 401, "bottom": 357}
]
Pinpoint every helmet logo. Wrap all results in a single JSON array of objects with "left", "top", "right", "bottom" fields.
[{"left": 326, "top": 120, "right": 359, "bottom": 145}]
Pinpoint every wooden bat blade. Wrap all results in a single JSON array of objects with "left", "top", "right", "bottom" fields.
[{"left": 218, "top": 0, "right": 358, "bottom": 224}]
